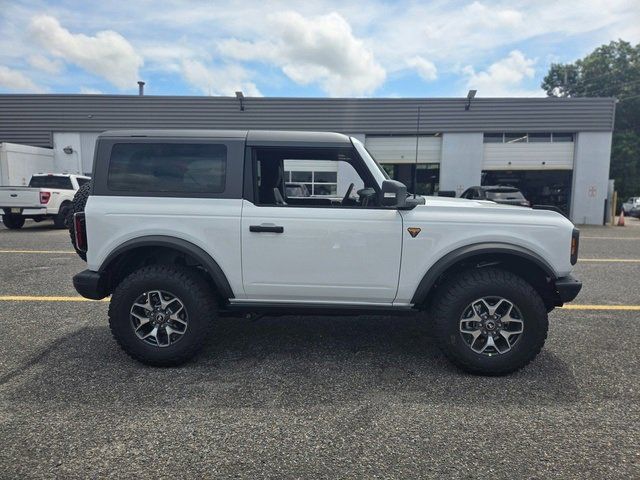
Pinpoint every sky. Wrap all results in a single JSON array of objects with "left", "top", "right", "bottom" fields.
[{"left": 0, "top": 0, "right": 638, "bottom": 98}]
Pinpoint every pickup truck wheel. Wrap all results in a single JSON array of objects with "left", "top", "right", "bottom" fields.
[
  {"left": 432, "top": 268, "right": 548, "bottom": 376},
  {"left": 108, "top": 265, "right": 216, "bottom": 366},
  {"left": 68, "top": 181, "right": 91, "bottom": 260},
  {"left": 2, "top": 214, "right": 25, "bottom": 229},
  {"left": 53, "top": 202, "right": 71, "bottom": 229}
]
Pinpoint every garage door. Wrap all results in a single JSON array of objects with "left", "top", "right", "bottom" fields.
[
  {"left": 365, "top": 136, "right": 442, "bottom": 164},
  {"left": 483, "top": 142, "right": 574, "bottom": 170}
]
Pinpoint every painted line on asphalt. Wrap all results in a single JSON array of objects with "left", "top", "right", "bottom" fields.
[
  {"left": 582, "top": 236, "right": 640, "bottom": 240},
  {"left": 560, "top": 304, "right": 640, "bottom": 311},
  {"left": 0, "top": 295, "right": 108, "bottom": 302},
  {"left": 0, "top": 249, "right": 75, "bottom": 254},
  {"left": 579, "top": 258, "right": 640, "bottom": 263},
  {"left": 0, "top": 296, "right": 638, "bottom": 311}
]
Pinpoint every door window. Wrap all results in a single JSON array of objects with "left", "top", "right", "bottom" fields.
[{"left": 253, "top": 147, "right": 378, "bottom": 207}]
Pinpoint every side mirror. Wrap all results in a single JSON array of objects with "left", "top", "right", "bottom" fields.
[{"left": 380, "top": 180, "right": 407, "bottom": 208}]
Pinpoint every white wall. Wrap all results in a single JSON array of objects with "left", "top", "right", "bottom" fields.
[
  {"left": 439, "top": 133, "right": 483, "bottom": 195},
  {"left": 570, "top": 131, "right": 613, "bottom": 225},
  {"left": 52, "top": 132, "right": 82, "bottom": 174}
]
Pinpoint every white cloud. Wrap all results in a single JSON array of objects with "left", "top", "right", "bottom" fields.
[
  {"left": 29, "top": 15, "right": 142, "bottom": 89},
  {"left": 219, "top": 11, "right": 386, "bottom": 97},
  {"left": 0, "top": 66, "right": 43, "bottom": 92},
  {"left": 181, "top": 59, "right": 261, "bottom": 96},
  {"left": 463, "top": 50, "right": 543, "bottom": 97},
  {"left": 79, "top": 86, "right": 103, "bottom": 94},
  {"left": 27, "top": 54, "right": 63, "bottom": 74},
  {"left": 406, "top": 56, "right": 437, "bottom": 81}
]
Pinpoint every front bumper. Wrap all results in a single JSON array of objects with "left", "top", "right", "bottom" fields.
[
  {"left": 555, "top": 275, "right": 582, "bottom": 303},
  {"left": 73, "top": 269, "right": 108, "bottom": 300}
]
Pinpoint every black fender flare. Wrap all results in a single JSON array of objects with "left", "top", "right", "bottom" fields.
[
  {"left": 99, "top": 235, "right": 234, "bottom": 299},
  {"left": 410, "top": 242, "right": 557, "bottom": 305}
]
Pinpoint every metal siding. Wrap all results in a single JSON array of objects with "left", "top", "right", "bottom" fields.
[
  {"left": 0, "top": 95, "right": 615, "bottom": 148},
  {"left": 365, "top": 136, "right": 442, "bottom": 164},
  {"left": 483, "top": 143, "right": 575, "bottom": 170}
]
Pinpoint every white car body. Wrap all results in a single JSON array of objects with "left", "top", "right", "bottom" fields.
[
  {"left": 73, "top": 130, "right": 582, "bottom": 373},
  {"left": 81, "top": 132, "right": 577, "bottom": 309}
]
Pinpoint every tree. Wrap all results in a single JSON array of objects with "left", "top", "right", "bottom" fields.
[{"left": 541, "top": 40, "right": 640, "bottom": 199}]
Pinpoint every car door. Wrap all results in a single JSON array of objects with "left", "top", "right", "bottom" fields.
[{"left": 240, "top": 145, "right": 403, "bottom": 304}]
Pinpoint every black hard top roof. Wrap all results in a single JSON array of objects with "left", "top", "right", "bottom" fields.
[{"left": 99, "top": 129, "right": 352, "bottom": 146}]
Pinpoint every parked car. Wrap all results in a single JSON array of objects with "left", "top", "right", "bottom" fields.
[
  {"left": 285, "top": 182, "right": 310, "bottom": 197},
  {"left": 460, "top": 186, "right": 531, "bottom": 207},
  {"left": 0, "top": 173, "right": 90, "bottom": 229},
  {"left": 70, "top": 130, "right": 581, "bottom": 375},
  {"left": 622, "top": 197, "right": 640, "bottom": 216}
]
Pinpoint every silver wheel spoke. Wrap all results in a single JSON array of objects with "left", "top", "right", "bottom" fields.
[
  {"left": 459, "top": 296, "right": 524, "bottom": 356},
  {"left": 130, "top": 290, "right": 188, "bottom": 348}
]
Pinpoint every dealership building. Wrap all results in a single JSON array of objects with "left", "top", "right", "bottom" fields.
[{"left": 0, "top": 94, "right": 615, "bottom": 224}]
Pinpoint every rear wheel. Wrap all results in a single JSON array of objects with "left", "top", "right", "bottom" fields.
[
  {"left": 432, "top": 268, "right": 548, "bottom": 375},
  {"left": 108, "top": 265, "right": 217, "bottom": 366},
  {"left": 54, "top": 202, "right": 71, "bottom": 229},
  {"left": 2, "top": 214, "right": 25, "bottom": 229}
]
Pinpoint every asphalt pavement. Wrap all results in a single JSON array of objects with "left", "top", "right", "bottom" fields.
[{"left": 0, "top": 218, "right": 639, "bottom": 479}]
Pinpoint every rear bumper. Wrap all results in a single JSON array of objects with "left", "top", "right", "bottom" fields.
[
  {"left": 73, "top": 269, "right": 108, "bottom": 300},
  {"left": 555, "top": 275, "right": 582, "bottom": 304}
]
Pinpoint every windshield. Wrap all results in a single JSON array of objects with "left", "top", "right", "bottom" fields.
[
  {"left": 486, "top": 189, "right": 525, "bottom": 200},
  {"left": 351, "top": 137, "right": 389, "bottom": 185}
]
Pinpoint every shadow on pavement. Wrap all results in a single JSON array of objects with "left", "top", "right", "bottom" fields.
[{"left": 3, "top": 315, "right": 579, "bottom": 409}]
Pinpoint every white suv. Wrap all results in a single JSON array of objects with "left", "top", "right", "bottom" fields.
[{"left": 71, "top": 130, "right": 581, "bottom": 375}]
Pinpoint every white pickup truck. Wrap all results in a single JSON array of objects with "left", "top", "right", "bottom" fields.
[{"left": 0, "top": 173, "right": 90, "bottom": 229}]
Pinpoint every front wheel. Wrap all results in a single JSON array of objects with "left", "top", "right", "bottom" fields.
[
  {"left": 432, "top": 268, "right": 548, "bottom": 375},
  {"left": 2, "top": 214, "right": 25, "bottom": 229},
  {"left": 109, "top": 265, "right": 217, "bottom": 366}
]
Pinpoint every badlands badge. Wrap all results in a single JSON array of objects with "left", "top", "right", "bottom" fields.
[{"left": 407, "top": 227, "right": 421, "bottom": 238}]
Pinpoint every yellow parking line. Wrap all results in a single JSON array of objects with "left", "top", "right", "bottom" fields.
[
  {"left": 579, "top": 258, "right": 640, "bottom": 263},
  {"left": 560, "top": 304, "right": 640, "bottom": 311},
  {"left": 0, "top": 249, "right": 75, "bottom": 254},
  {"left": 0, "top": 295, "right": 108, "bottom": 302}
]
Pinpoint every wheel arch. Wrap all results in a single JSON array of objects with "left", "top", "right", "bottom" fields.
[
  {"left": 411, "top": 243, "right": 559, "bottom": 310},
  {"left": 99, "top": 235, "right": 234, "bottom": 300}
]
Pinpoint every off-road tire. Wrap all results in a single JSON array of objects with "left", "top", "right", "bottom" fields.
[
  {"left": 68, "top": 181, "right": 91, "bottom": 260},
  {"left": 54, "top": 201, "right": 71, "bottom": 229},
  {"left": 109, "top": 265, "right": 217, "bottom": 366},
  {"left": 2, "top": 214, "right": 25, "bottom": 229},
  {"left": 432, "top": 268, "right": 548, "bottom": 376}
]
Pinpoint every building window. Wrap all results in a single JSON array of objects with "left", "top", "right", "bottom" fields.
[
  {"left": 483, "top": 133, "right": 504, "bottom": 143},
  {"left": 552, "top": 133, "right": 574, "bottom": 142},
  {"left": 505, "top": 133, "right": 528, "bottom": 143},
  {"left": 484, "top": 132, "right": 574, "bottom": 143},
  {"left": 284, "top": 169, "right": 338, "bottom": 197},
  {"left": 528, "top": 133, "right": 552, "bottom": 143}
]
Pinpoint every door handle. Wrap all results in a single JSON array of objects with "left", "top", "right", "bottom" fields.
[{"left": 249, "top": 224, "right": 284, "bottom": 233}]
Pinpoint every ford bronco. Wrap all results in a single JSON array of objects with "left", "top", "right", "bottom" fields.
[{"left": 71, "top": 130, "right": 581, "bottom": 374}]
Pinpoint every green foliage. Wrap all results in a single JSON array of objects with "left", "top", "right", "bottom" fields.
[{"left": 541, "top": 40, "right": 640, "bottom": 199}]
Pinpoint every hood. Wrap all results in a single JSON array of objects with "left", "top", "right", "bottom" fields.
[{"left": 423, "top": 196, "right": 521, "bottom": 209}]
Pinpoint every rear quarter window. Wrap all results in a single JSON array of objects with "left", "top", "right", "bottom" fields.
[{"left": 107, "top": 143, "right": 227, "bottom": 193}]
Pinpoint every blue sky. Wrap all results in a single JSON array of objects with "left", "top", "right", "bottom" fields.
[{"left": 0, "top": 0, "right": 638, "bottom": 98}]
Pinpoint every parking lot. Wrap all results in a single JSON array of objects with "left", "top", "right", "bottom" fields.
[{"left": 0, "top": 219, "right": 639, "bottom": 478}]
